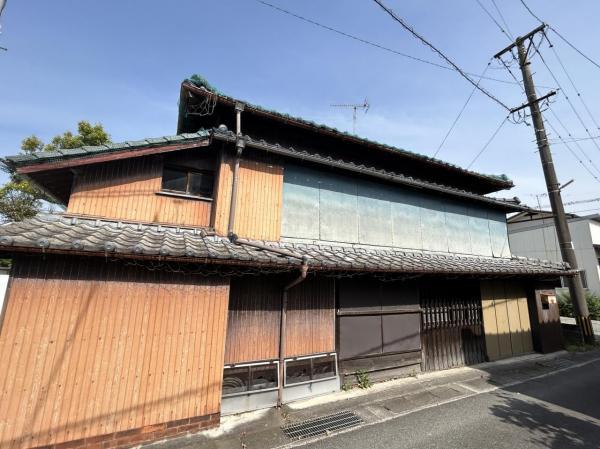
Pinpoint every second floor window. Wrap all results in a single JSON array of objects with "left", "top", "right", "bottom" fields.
[{"left": 161, "top": 165, "right": 214, "bottom": 199}]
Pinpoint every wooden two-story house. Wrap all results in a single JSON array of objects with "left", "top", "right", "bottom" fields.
[{"left": 0, "top": 77, "right": 572, "bottom": 449}]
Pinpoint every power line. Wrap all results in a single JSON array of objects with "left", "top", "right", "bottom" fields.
[
  {"left": 371, "top": 0, "right": 511, "bottom": 111},
  {"left": 481, "top": 1, "right": 600, "bottom": 183},
  {"left": 544, "top": 109, "right": 600, "bottom": 178},
  {"left": 543, "top": 116, "right": 600, "bottom": 183},
  {"left": 254, "top": 0, "right": 528, "bottom": 87},
  {"left": 467, "top": 115, "right": 509, "bottom": 169},
  {"left": 434, "top": 62, "right": 492, "bottom": 157},
  {"left": 519, "top": 0, "right": 600, "bottom": 71},
  {"left": 533, "top": 39, "right": 600, "bottom": 154},
  {"left": 475, "top": 0, "right": 512, "bottom": 41},
  {"left": 566, "top": 207, "right": 600, "bottom": 214},
  {"left": 518, "top": 0, "right": 544, "bottom": 24},
  {"left": 490, "top": 0, "right": 514, "bottom": 40},
  {"left": 544, "top": 33, "right": 600, "bottom": 132},
  {"left": 549, "top": 27, "right": 600, "bottom": 72},
  {"left": 548, "top": 135, "right": 600, "bottom": 145}
]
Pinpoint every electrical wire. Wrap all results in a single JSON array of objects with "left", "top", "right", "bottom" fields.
[
  {"left": 371, "top": 0, "right": 511, "bottom": 111},
  {"left": 545, "top": 32, "right": 600, "bottom": 132},
  {"left": 490, "top": 0, "right": 514, "bottom": 40},
  {"left": 542, "top": 95, "right": 600, "bottom": 174},
  {"left": 549, "top": 27, "right": 600, "bottom": 72},
  {"left": 254, "top": 0, "right": 527, "bottom": 87},
  {"left": 519, "top": 0, "right": 600, "bottom": 72},
  {"left": 467, "top": 116, "right": 509, "bottom": 169},
  {"left": 475, "top": 0, "right": 512, "bottom": 41},
  {"left": 548, "top": 135, "right": 600, "bottom": 145},
  {"left": 481, "top": 0, "right": 600, "bottom": 183},
  {"left": 533, "top": 40, "right": 600, "bottom": 154},
  {"left": 434, "top": 62, "right": 493, "bottom": 157},
  {"left": 544, "top": 117, "right": 600, "bottom": 183}
]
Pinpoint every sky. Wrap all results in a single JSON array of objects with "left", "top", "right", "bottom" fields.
[{"left": 1, "top": 0, "right": 599, "bottom": 214}]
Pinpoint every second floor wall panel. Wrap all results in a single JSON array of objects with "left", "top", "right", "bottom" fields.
[
  {"left": 213, "top": 153, "right": 283, "bottom": 240},
  {"left": 281, "top": 164, "right": 510, "bottom": 257},
  {"left": 67, "top": 156, "right": 212, "bottom": 227}
]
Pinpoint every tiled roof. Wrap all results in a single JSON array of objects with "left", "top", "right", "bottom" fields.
[
  {"left": 4, "top": 130, "right": 211, "bottom": 167},
  {"left": 184, "top": 77, "right": 513, "bottom": 188},
  {"left": 2, "top": 127, "right": 526, "bottom": 212},
  {"left": 0, "top": 215, "right": 572, "bottom": 277},
  {"left": 212, "top": 129, "right": 527, "bottom": 212}
]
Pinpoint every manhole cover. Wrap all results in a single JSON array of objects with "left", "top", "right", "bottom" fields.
[{"left": 282, "top": 410, "right": 363, "bottom": 440}]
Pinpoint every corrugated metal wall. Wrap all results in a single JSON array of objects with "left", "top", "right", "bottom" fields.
[
  {"left": 0, "top": 256, "right": 229, "bottom": 449},
  {"left": 224, "top": 276, "right": 335, "bottom": 364},
  {"left": 213, "top": 154, "right": 283, "bottom": 240},
  {"left": 281, "top": 164, "right": 510, "bottom": 257},
  {"left": 481, "top": 280, "right": 533, "bottom": 361},
  {"left": 67, "top": 156, "right": 212, "bottom": 227}
]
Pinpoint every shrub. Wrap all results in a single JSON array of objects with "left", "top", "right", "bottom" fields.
[{"left": 558, "top": 291, "right": 600, "bottom": 321}]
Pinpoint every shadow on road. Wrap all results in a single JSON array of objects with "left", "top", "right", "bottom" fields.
[{"left": 489, "top": 390, "right": 599, "bottom": 449}]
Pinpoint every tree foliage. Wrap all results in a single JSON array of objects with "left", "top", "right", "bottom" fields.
[
  {"left": 557, "top": 290, "right": 600, "bottom": 321},
  {"left": 0, "top": 121, "right": 111, "bottom": 222}
]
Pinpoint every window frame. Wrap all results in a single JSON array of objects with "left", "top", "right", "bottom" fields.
[
  {"left": 160, "top": 164, "right": 215, "bottom": 200},
  {"left": 283, "top": 352, "right": 338, "bottom": 387},
  {"left": 222, "top": 360, "right": 280, "bottom": 398}
]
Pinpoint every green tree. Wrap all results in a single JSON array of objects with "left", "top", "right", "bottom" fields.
[
  {"left": 0, "top": 121, "right": 111, "bottom": 222},
  {"left": 557, "top": 290, "right": 600, "bottom": 321}
]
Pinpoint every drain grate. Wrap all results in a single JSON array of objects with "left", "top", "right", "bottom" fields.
[{"left": 282, "top": 410, "right": 363, "bottom": 440}]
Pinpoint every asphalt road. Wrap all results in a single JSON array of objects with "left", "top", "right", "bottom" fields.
[{"left": 303, "top": 359, "right": 600, "bottom": 449}]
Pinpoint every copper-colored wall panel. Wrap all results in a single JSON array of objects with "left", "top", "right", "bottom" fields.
[
  {"left": 224, "top": 276, "right": 335, "bottom": 364},
  {"left": 213, "top": 154, "right": 283, "bottom": 240},
  {"left": 0, "top": 256, "right": 229, "bottom": 449},
  {"left": 285, "top": 277, "right": 335, "bottom": 357},
  {"left": 67, "top": 157, "right": 212, "bottom": 227},
  {"left": 224, "top": 277, "right": 281, "bottom": 364}
]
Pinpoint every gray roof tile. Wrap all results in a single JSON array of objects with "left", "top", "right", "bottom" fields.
[{"left": 0, "top": 215, "right": 572, "bottom": 277}]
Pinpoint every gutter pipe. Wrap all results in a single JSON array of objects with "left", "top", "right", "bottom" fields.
[
  {"left": 227, "top": 102, "right": 245, "bottom": 237},
  {"left": 278, "top": 256, "right": 309, "bottom": 407},
  {"left": 229, "top": 234, "right": 310, "bottom": 407}
]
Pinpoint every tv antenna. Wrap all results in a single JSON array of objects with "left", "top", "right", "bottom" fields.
[{"left": 331, "top": 99, "right": 370, "bottom": 134}]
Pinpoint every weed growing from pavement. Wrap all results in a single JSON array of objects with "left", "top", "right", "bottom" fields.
[{"left": 355, "top": 369, "right": 372, "bottom": 389}]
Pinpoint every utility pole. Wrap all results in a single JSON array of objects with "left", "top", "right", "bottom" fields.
[{"left": 495, "top": 24, "right": 595, "bottom": 344}]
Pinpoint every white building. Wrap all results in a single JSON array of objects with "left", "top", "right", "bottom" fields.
[{"left": 508, "top": 212, "right": 600, "bottom": 295}]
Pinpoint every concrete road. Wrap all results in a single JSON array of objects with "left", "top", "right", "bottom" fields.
[{"left": 303, "top": 359, "right": 600, "bottom": 449}]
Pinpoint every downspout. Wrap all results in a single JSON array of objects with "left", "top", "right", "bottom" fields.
[
  {"left": 278, "top": 256, "right": 309, "bottom": 407},
  {"left": 227, "top": 102, "right": 245, "bottom": 237},
  {"left": 228, "top": 235, "right": 310, "bottom": 407}
]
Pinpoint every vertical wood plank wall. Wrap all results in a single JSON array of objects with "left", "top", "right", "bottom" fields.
[
  {"left": 213, "top": 154, "right": 283, "bottom": 240},
  {"left": 224, "top": 276, "right": 335, "bottom": 364},
  {"left": 67, "top": 156, "right": 212, "bottom": 227},
  {"left": 0, "top": 256, "right": 230, "bottom": 449},
  {"left": 285, "top": 277, "right": 335, "bottom": 357},
  {"left": 224, "top": 277, "right": 281, "bottom": 364},
  {"left": 480, "top": 280, "right": 533, "bottom": 361}
]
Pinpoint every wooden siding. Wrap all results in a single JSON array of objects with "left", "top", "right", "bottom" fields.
[
  {"left": 224, "top": 276, "right": 335, "bottom": 364},
  {"left": 420, "top": 281, "right": 486, "bottom": 371},
  {"left": 285, "top": 277, "right": 335, "bottom": 357},
  {"left": 224, "top": 277, "right": 281, "bottom": 364},
  {"left": 0, "top": 256, "right": 229, "bottom": 449},
  {"left": 481, "top": 280, "right": 533, "bottom": 361},
  {"left": 213, "top": 154, "right": 283, "bottom": 240},
  {"left": 67, "top": 156, "right": 212, "bottom": 227}
]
